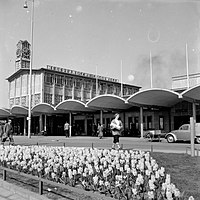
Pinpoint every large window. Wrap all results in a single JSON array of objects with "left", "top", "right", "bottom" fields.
[
  {"left": 65, "top": 77, "right": 73, "bottom": 87},
  {"left": 159, "top": 116, "right": 164, "bottom": 130},
  {"left": 147, "top": 116, "right": 152, "bottom": 129},
  {"left": 44, "top": 73, "right": 54, "bottom": 84},
  {"left": 55, "top": 75, "right": 63, "bottom": 86}
]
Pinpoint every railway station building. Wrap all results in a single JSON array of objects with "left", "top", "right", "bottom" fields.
[{"left": 1, "top": 40, "right": 200, "bottom": 137}]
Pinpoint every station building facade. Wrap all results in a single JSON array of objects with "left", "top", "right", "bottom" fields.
[{"left": 3, "top": 40, "right": 200, "bottom": 136}]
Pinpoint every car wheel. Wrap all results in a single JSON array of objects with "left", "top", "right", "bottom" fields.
[
  {"left": 167, "top": 135, "right": 175, "bottom": 143},
  {"left": 196, "top": 137, "right": 200, "bottom": 144}
]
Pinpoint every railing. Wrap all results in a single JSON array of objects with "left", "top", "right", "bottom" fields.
[{"left": 0, "top": 166, "right": 114, "bottom": 200}]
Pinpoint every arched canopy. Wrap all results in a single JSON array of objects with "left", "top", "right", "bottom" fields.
[
  {"left": 0, "top": 108, "right": 12, "bottom": 118},
  {"left": 126, "top": 88, "right": 182, "bottom": 107},
  {"left": 32, "top": 103, "right": 55, "bottom": 114},
  {"left": 181, "top": 84, "right": 200, "bottom": 101},
  {"left": 86, "top": 94, "right": 132, "bottom": 110},
  {"left": 55, "top": 99, "right": 94, "bottom": 112},
  {"left": 11, "top": 105, "right": 28, "bottom": 116}
]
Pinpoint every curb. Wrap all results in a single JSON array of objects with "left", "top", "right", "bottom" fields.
[{"left": 0, "top": 179, "right": 49, "bottom": 200}]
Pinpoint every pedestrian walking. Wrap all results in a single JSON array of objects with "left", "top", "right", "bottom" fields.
[
  {"left": 110, "top": 113, "right": 123, "bottom": 150},
  {"left": 97, "top": 123, "right": 103, "bottom": 139},
  {"left": 64, "top": 121, "right": 70, "bottom": 137},
  {"left": 2, "top": 119, "right": 14, "bottom": 145},
  {"left": 0, "top": 122, "right": 4, "bottom": 142}
]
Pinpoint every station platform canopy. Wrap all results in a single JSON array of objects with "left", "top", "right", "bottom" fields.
[
  {"left": 181, "top": 84, "right": 200, "bottom": 101},
  {"left": 86, "top": 94, "right": 133, "bottom": 110},
  {"left": 0, "top": 108, "right": 13, "bottom": 118},
  {"left": 11, "top": 105, "right": 28, "bottom": 116},
  {"left": 126, "top": 88, "right": 183, "bottom": 107},
  {"left": 55, "top": 99, "right": 96, "bottom": 112}
]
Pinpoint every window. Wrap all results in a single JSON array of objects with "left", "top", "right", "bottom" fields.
[
  {"left": 159, "top": 116, "right": 164, "bottom": 130},
  {"left": 55, "top": 75, "right": 63, "bottom": 86},
  {"left": 147, "top": 116, "right": 152, "bottom": 129},
  {"left": 44, "top": 73, "right": 54, "bottom": 84},
  {"left": 65, "top": 77, "right": 73, "bottom": 87}
]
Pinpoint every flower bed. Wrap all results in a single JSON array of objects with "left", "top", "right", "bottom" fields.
[{"left": 0, "top": 145, "right": 194, "bottom": 200}]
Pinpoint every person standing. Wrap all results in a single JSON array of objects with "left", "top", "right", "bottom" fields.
[
  {"left": 2, "top": 119, "right": 14, "bottom": 145},
  {"left": 97, "top": 123, "right": 103, "bottom": 139},
  {"left": 110, "top": 113, "right": 123, "bottom": 150},
  {"left": 64, "top": 121, "right": 70, "bottom": 137},
  {"left": 0, "top": 122, "right": 4, "bottom": 142}
]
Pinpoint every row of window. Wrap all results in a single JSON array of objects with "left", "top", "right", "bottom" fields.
[{"left": 44, "top": 73, "right": 137, "bottom": 96}]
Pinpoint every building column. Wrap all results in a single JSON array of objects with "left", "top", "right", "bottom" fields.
[
  {"left": 39, "top": 114, "right": 43, "bottom": 133},
  {"left": 40, "top": 73, "right": 44, "bottom": 103},
  {"left": 63, "top": 84, "right": 66, "bottom": 101},
  {"left": 140, "top": 107, "right": 144, "bottom": 138},
  {"left": 192, "top": 101, "right": 196, "bottom": 123},
  {"left": 81, "top": 83, "right": 84, "bottom": 101},
  {"left": 100, "top": 110, "right": 103, "bottom": 125},
  {"left": 69, "top": 112, "right": 72, "bottom": 137},
  {"left": 72, "top": 82, "right": 75, "bottom": 99},
  {"left": 44, "top": 115, "right": 47, "bottom": 132},
  {"left": 24, "top": 117, "right": 27, "bottom": 136}
]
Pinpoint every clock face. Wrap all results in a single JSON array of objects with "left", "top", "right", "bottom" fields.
[{"left": 22, "top": 47, "right": 30, "bottom": 59}]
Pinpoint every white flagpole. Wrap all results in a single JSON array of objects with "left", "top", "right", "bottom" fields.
[
  {"left": 185, "top": 43, "right": 190, "bottom": 89},
  {"left": 120, "top": 60, "right": 123, "bottom": 97},
  {"left": 96, "top": 65, "right": 98, "bottom": 96},
  {"left": 150, "top": 51, "right": 153, "bottom": 88}
]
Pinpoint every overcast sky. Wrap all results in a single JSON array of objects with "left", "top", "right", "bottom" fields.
[{"left": 1, "top": 0, "right": 200, "bottom": 107}]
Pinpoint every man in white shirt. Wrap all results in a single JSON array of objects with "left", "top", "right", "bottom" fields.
[
  {"left": 110, "top": 113, "right": 123, "bottom": 149},
  {"left": 64, "top": 121, "right": 70, "bottom": 137}
]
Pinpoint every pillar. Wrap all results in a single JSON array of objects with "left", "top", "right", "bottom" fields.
[
  {"left": 69, "top": 112, "right": 72, "bottom": 137},
  {"left": 140, "top": 107, "right": 144, "bottom": 138},
  {"left": 23, "top": 117, "right": 26, "bottom": 136}
]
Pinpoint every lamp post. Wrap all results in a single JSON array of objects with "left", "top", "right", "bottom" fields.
[{"left": 24, "top": 0, "right": 34, "bottom": 138}]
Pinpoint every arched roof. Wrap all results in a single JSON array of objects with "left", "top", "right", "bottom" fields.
[
  {"left": 86, "top": 94, "right": 132, "bottom": 110},
  {"left": 0, "top": 108, "right": 12, "bottom": 118},
  {"left": 181, "top": 84, "right": 200, "bottom": 101},
  {"left": 11, "top": 105, "right": 28, "bottom": 116},
  {"left": 32, "top": 103, "right": 55, "bottom": 114},
  {"left": 126, "top": 88, "right": 182, "bottom": 107},
  {"left": 55, "top": 99, "right": 94, "bottom": 112}
]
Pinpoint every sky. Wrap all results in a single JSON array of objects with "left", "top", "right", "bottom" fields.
[{"left": 1, "top": 0, "right": 200, "bottom": 108}]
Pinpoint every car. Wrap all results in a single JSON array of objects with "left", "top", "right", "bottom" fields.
[{"left": 165, "top": 123, "right": 200, "bottom": 144}]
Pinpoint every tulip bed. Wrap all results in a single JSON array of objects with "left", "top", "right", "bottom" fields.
[{"left": 0, "top": 145, "right": 194, "bottom": 200}]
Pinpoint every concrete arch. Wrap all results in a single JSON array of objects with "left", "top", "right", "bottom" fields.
[
  {"left": 32, "top": 103, "right": 55, "bottom": 114},
  {"left": 0, "top": 108, "right": 12, "bottom": 118},
  {"left": 55, "top": 99, "right": 93, "bottom": 112},
  {"left": 11, "top": 105, "right": 28, "bottom": 116},
  {"left": 181, "top": 84, "right": 200, "bottom": 101},
  {"left": 86, "top": 94, "right": 132, "bottom": 110},
  {"left": 126, "top": 88, "right": 182, "bottom": 107}
]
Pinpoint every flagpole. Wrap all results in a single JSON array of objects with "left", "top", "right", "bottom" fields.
[
  {"left": 185, "top": 43, "right": 189, "bottom": 89},
  {"left": 120, "top": 60, "right": 123, "bottom": 97},
  {"left": 96, "top": 65, "right": 98, "bottom": 96},
  {"left": 150, "top": 51, "right": 153, "bottom": 88}
]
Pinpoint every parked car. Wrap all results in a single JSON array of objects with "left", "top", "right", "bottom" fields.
[{"left": 165, "top": 123, "right": 200, "bottom": 144}]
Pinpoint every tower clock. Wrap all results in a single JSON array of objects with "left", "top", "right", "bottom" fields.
[{"left": 15, "top": 40, "right": 31, "bottom": 71}]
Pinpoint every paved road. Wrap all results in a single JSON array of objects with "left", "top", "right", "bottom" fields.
[{"left": 8, "top": 135, "right": 200, "bottom": 154}]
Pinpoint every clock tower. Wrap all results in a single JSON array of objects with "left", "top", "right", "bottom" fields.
[{"left": 15, "top": 40, "right": 31, "bottom": 71}]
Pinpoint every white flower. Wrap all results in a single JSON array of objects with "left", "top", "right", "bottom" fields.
[
  {"left": 132, "top": 188, "right": 137, "bottom": 195},
  {"left": 93, "top": 175, "right": 98, "bottom": 185},
  {"left": 148, "top": 191, "right": 154, "bottom": 199},
  {"left": 188, "top": 196, "right": 195, "bottom": 200}
]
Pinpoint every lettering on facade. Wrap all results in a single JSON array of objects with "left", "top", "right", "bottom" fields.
[{"left": 46, "top": 65, "right": 119, "bottom": 83}]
